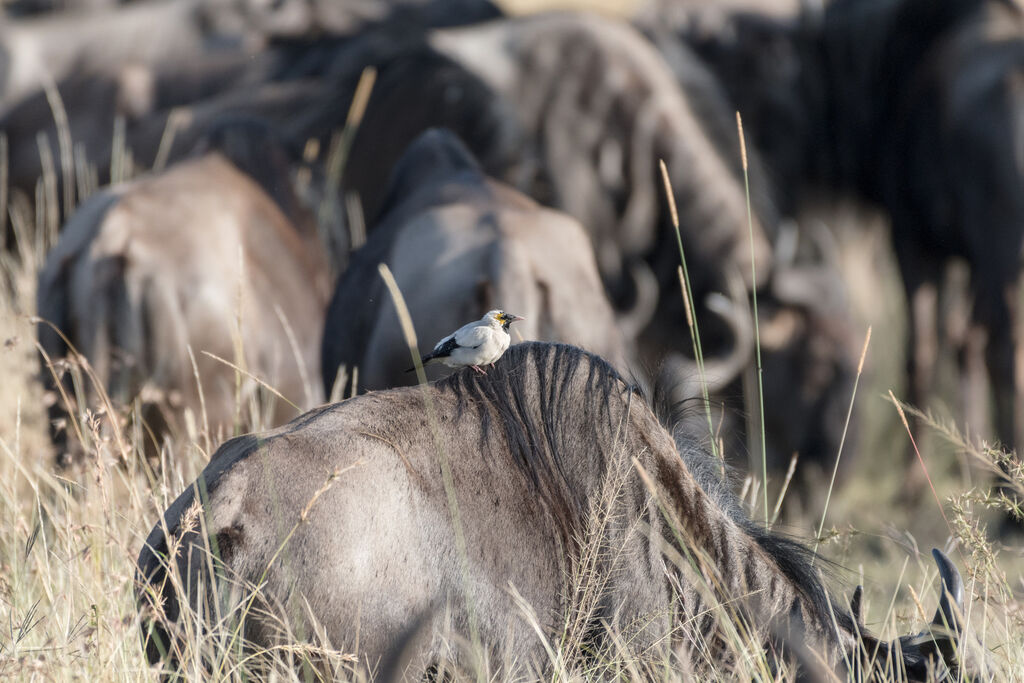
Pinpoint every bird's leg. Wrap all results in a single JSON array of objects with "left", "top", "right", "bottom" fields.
[{"left": 471, "top": 365, "right": 487, "bottom": 375}]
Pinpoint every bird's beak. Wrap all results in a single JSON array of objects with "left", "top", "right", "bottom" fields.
[{"left": 508, "top": 314, "right": 524, "bottom": 322}]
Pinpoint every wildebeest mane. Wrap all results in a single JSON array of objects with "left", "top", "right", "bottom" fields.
[
  {"left": 655, "top": 393, "right": 854, "bottom": 642},
  {"left": 442, "top": 342, "right": 630, "bottom": 542},
  {"left": 441, "top": 342, "right": 851, "bottom": 641}
]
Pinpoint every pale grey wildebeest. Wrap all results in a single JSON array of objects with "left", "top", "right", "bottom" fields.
[
  {"left": 321, "top": 128, "right": 645, "bottom": 397},
  {"left": 36, "top": 119, "right": 330, "bottom": 462},
  {"left": 137, "top": 342, "right": 971, "bottom": 680}
]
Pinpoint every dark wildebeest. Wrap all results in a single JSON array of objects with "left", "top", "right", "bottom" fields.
[
  {"left": 320, "top": 129, "right": 636, "bottom": 396},
  {"left": 301, "top": 16, "right": 851, "bottom": 479},
  {"left": 0, "top": 0, "right": 499, "bottom": 107},
  {"left": 430, "top": 11, "right": 775, "bottom": 310},
  {"left": 0, "top": 0, "right": 502, "bottom": 242},
  {"left": 254, "top": 15, "right": 765, "bottom": 325},
  {"left": 36, "top": 120, "right": 330, "bottom": 461},
  {"left": 427, "top": 13, "right": 862, "bottom": 478},
  {"left": 136, "top": 343, "right": 972, "bottom": 679},
  {"left": 663, "top": 0, "right": 1024, "bottom": 459}
]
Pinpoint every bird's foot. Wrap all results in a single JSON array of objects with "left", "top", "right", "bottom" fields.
[{"left": 471, "top": 365, "right": 487, "bottom": 375}]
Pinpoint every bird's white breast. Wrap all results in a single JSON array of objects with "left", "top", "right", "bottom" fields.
[{"left": 442, "top": 325, "right": 510, "bottom": 368}]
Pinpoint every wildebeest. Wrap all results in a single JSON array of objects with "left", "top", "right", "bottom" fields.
[
  {"left": 320, "top": 128, "right": 634, "bottom": 396},
  {"left": 664, "top": 0, "right": 1024, "bottom": 456},
  {"left": 137, "top": 342, "right": 970, "bottom": 679},
  {"left": 425, "top": 12, "right": 863, "bottom": 477},
  {"left": 0, "top": 0, "right": 502, "bottom": 239},
  {"left": 313, "top": 17, "right": 853, "bottom": 478},
  {"left": 0, "top": 0, "right": 499, "bottom": 108},
  {"left": 36, "top": 120, "right": 330, "bottom": 460},
  {"left": 430, "top": 11, "right": 775, "bottom": 308},
  {"left": 0, "top": 51, "right": 279, "bottom": 213},
  {"left": 0, "top": 0, "right": 231, "bottom": 111},
  {"left": 249, "top": 13, "right": 772, "bottom": 324}
]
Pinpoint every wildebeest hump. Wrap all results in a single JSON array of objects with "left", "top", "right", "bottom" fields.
[{"left": 321, "top": 129, "right": 632, "bottom": 397}]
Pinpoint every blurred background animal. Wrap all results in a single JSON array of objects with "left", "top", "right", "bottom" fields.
[
  {"left": 643, "top": 0, "right": 1024, "bottom": 503},
  {"left": 0, "top": 0, "right": 1018, "bottom": 677},
  {"left": 3, "top": 0, "right": 863, "bottom": 487},
  {"left": 36, "top": 119, "right": 330, "bottom": 462},
  {"left": 321, "top": 128, "right": 633, "bottom": 397}
]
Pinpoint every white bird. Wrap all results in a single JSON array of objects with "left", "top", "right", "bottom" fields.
[{"left": 408, "top": 310, "right": 524, "bottom": 375}]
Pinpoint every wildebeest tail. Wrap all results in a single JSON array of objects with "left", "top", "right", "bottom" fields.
[{"left": 35, "top": 191, "right": 123, "bottom": 460}]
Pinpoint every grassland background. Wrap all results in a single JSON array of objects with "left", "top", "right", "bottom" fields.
[{"left": 0, "top": 0, "right": 1021, "bottom": 679}]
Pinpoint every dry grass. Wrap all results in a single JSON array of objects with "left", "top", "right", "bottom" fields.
[
  {"left": 2, "top": 190, "right": 1023, "bottom": 679},
  {"left": 0, "top": 3, "right": 1022, "bottom": 675}
]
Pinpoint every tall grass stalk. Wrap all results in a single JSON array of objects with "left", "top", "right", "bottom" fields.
[
  {"left": 1, "top": 133, "right": 8, "bottom": 250},
  {"left": 814, "top": 326, "right": 871, "bottom": 555},
  {"left": 889, "top": 390, "right": 954, "bottom": 534},
  {"left": 735, "top": 112, "right": 769, "bottom": 524},
  {"left": 322, "top": 67, "right": 376, "bottom": 233},
  {"left": 153, "top": 108, "right": 191, "bottom": 173},
  {"left": 657, "top": 160, "right": 718, "bottom": 461},
  {"left": 377, "top": 263, "right": 486, "bottom": 682},
  {"left": 40, "top": 74, "right": 75, "bottom": 219}
]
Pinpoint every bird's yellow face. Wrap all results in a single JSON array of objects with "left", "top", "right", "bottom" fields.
[{"left": 493, "top": 311, "right": 524, "bottom": 326}]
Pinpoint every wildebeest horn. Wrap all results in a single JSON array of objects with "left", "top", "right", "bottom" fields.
[
  {"left": 931, "top": 548, "right": 964, "bottom": 633},
  {"left": 617, "top": 260, "right": 659, "bottom": 340},
  {"left": 661, "top": 290, "right": 754, "bottom": 395},
  {"left": 771, "top": 265, "right": 841, "bottom": 314},
  {"left": 891, "top": 548, "right": 967, "bottom": 681}
]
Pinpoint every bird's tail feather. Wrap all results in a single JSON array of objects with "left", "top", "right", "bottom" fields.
[{"left": 405, "top": 354, "right": 433, "bottom": 373}]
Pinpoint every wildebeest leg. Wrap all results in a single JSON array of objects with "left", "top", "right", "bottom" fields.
[
  {"left": 978, "top": 277, "right": 1023, "bottom": 530},
  {"left": 958, "top": 323, "right": 990, "bottom": 454},
  {"left": 983, "top": 284, "right": 1019, "bottom": 453},
  {"left": 893, "top": 236, "right": 943, "bottom": 495},
  {"left": 909, "top": 280, "right": 940, "bottom": 418}
]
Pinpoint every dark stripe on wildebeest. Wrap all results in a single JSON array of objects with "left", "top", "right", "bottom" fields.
[
  {"left": 137, "top": 342, "right": 967, "bottom": 678},
  {"left": 444, "top": 343, "right": 623, "bottom": 544}
]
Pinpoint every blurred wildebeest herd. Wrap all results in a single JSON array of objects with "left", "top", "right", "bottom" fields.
[{"left": 2, "top": 0, "right": 1022, "bottom": 677}]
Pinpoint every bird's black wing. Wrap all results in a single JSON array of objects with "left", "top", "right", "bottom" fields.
[
  {"left": 405, "top": 336, "right": 462, "bottom": 372},
  {"left": 424, "top": 336, "right": 461, "bottom": 361}
]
